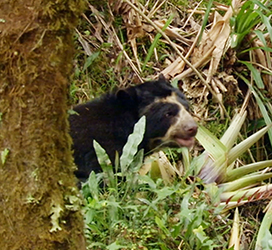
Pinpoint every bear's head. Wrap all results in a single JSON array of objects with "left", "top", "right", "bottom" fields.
[{"left": 116, "top": 75, "right": 198, "bottom": 152}]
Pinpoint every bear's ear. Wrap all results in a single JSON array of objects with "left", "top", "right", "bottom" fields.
[
  {"left": 158, "top": 73, "right": 166, "bottom": 81},
  {"left": 116, "top": 87, "right": 138, "bottom": 105},
  {"left": 158, "top": 73, "right": 171, "bottom": 85}
]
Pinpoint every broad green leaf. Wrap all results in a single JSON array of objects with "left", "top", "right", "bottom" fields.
[
  {"left": 107, "top": 241, "right": 127, "bottom": 250},
  {"left": 93, "top": 140, "right": 111, "bottom": 167},
  {"left": 88, "top": 171, "right": 99, "bottom": 199},
  {"left": 120, "top": 116, "right": 146, "bottom": 172},
  {"left": 196, "top": 125, "right": 227, "bottom": 160}
]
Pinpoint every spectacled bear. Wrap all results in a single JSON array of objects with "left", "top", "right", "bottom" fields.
[{"left": 69, "top": 75, "right": 197, "bottom": 181}]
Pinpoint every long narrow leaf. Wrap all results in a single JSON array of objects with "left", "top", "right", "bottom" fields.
[
  {"left": 255, "top": 200, "right": 272, "bottom": 250},
  {"left": 229, "top": 208, "right": 240, "bottom": 250},
  {"left": 93, "top": 140, "right": 111, "bottom": 167},
  {"left": 142, "top": 15, "right": 173, "bottom": 71},
  {"left": 196, "top": 125, "right": 227, "bottom": 160},
  {"left": 220, "top": 183, "right": 272, "bottom": 202},
  {"left": 227, "top": 160, "right": 272, "bottom": 181},
  {"left": 196, "top": 126, "right": 227, "bottom": 183},
  {"left": 254, "top": 9, "right": 272, "bottom": 43},
  {"left": 240, "top": 61, "right": 264, "bottom": 89},
  {"left": 237, "top": 64, "right": 272, "bottom": 146},
  {"left": 227, "top": 125, "right": 272, "bottom": 165},
  {"left": 220, "top": 172, "right": 272, "bottom": 192},
  {"left": 220, "top": 109, "right": 247, "bottom": 150}
]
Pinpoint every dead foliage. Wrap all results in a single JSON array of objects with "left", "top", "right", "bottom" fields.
[{"left": 76, "top": 0, "right": 271, "bottom": 127}]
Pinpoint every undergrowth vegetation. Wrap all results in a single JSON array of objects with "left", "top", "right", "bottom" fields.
[{"left": 72, "top": 0, "right": 272, "bottom": 249}]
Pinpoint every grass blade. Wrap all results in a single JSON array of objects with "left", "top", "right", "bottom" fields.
[{"left": 142, "top": 15, "right": 173, "bottom": 71}]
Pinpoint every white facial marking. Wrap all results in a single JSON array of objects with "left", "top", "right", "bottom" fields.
[{"left": 156, "top": 92, "right": 197, "bottom": 147}]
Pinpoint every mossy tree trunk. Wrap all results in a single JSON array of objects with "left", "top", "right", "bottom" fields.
[{"left": 0, "top": 1, "right": 86, "bottom": 249}]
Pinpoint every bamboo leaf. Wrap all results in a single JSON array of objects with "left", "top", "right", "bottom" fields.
[
  {"left": 220, "top": 184, "right": 272, "bottom": 202},
  {"left": 220, "top": 173, "right": 272, "bottom": 192},
  {"left": 227, "top": 160, "right": 272, "bottom": 182},
  {"left": 228, "top": 125, "right": 272, "bottom": 165},
  {"left": 220, "top": 110, "right": 247, "bottom": 150},
  {"left": 196, "top": 125, "right": 227, "bottom": 160}
]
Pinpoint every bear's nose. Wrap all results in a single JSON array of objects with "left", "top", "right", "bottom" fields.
[{"left": 184, "top": 122, "right": 198, "bottom": 137}]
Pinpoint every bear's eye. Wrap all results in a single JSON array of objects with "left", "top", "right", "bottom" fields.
[{"left": 165, "top": 111, "right": 174, "bottom": 117}]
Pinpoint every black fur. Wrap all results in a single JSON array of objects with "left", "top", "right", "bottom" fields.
[{"left": 69, "top": 76, "right": 197, "bottom": 181}]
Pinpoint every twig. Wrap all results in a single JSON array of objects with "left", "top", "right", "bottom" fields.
[{"left": 122, "top": 0, "right": 230, "bottom": 119}]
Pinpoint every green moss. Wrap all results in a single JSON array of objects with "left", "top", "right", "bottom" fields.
[{"left": 0, "top": 0, "right": 86, "bottom": 249}]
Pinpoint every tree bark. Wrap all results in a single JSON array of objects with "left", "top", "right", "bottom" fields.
[{"left": 0, "top": 1, "right": 86, "bottom": 249}]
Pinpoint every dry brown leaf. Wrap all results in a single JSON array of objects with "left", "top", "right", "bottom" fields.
[
  {"left": 191, "top": 0, "right": 241, "bottom": 82},
  {"left": 153, "top": 20, "right": 191, "bottom": 45},
  {"left": 139, "top": 151, "right": 179, "bottom": 184},
  {"left": 161, "top": 57, "right": 185, "bottom": 78}
]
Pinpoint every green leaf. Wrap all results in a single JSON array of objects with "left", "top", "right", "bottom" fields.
[
  {"left": 93, "top": 140, "right": 111, "bottom": 167},
  {"left": 107, "top": 241, "right": 126, "bottom": 250},
  {"left": 198, "top": 0, "right": 213, "bottom": 44},
  {"left": 195, "top": 126, "right": 227, "bottom": 182},
  {"left": 256, "top": 200, "right": 272, "bottom": 250},
  {"left": 142, "top": 15, "right": 173, "bottom": 71},
  {"left": 154, "top": 185, "right": 179, "bottom": 201},
  {"left": 220, "top": 109, "right": 247, "bottom": 151},
  {"left": 238, "top": 73, "right": 272, "bottom": 146},
  {"left": 240, "top": 61, "right": 264, "bottom": 89},
  {"left": 83, "top": 51, "right": 100, "bottom": 71},
  {"left": 228, "top": 124, "right": 272, "bottom": 165},
  {"left": 1, "top": 148, "right": 9, "bottom": 165},
  {"left": 88, "top": 171, "right": 99, "bottom": 199},
  {"left": 120, "top": 116, "right": 146, "bottom": 173},
  {"left": 220, "top": 184, "right": 272, "bottom": 203},
  {"left": 155, "top": 216, "right": 170, "bottom": 235},
  {"left": 227, "top": 160, "right": 272, "bottom": 181},
  {"left": 220, "top": 173, "right": 272, "bottom": 192},
  {"left": 196, "top": 125, "right": 227, "bottom": 160}
]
